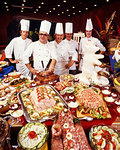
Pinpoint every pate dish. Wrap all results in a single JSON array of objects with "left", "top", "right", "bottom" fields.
[{"left": 17, "top": 85, "right": 68, "bottom": 122}]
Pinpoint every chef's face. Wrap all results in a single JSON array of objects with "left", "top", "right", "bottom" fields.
[
  {"left": 55, "top": 34, "right": 64, "bottom": 44},
  {"left": 39, "top": 31, "right": 49, "bottom": 44},
  {"left": 65, "top": 33, "right": 73, "bottom": 41},
  {"left": 21, "top": 31, "right": 29, "bottom": 40},
  {"left": 86, "top": 30, "right": 92, "bottom": 38}
]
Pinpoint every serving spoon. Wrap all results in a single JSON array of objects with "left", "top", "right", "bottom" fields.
[{"left": 79, "top": 116, "right": 93, "bottom": 121}]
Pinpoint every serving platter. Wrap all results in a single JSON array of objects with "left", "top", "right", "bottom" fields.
[
  {"left": 17, "top": 85, "right": 69, "bottom": 123},
  {"left": 8, "top": 72, "right": 21, "bottom": 78},
  {"left": 89, "top": 125, "right": 120, "bottom": 150},
  {"left": 76, "top": 87, "right": 111, "bottom": 119},
  {"left": 18, "top": 122, "right": 49, "bottom": 150},
  {"left": 0, "top": 61, "right": 9, "bottom": 67}
]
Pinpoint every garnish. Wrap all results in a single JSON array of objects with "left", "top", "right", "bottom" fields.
[
  {"left": 28, "top": 131, "right": 37, "bottom": 139},
  {"left": 73, "top": 118, "right": 80, "bottom": 124}
]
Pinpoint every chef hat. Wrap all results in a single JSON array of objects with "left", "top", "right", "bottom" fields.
[
  {"left": 55, "top": 23, "right": 64, "bottom": 34},
  {"left": 65, "top": 22, "right": 73, "bottom": 33},
  {"left": 85, "top": 18, "right": 93, "bottom": 31},
  {"left": 39, "top": 20, "right": 51, "bottom": 34},
  {"left": 20, "top": 19, "right": 30, "bottom": 31}
]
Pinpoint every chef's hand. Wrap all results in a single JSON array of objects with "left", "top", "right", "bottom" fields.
[
  {"left": 65, "top": 61, "right": 75, "bottom": 69},
  {"left": 11, "top": 59, "right": 19, "bottom": 64},
  {"left": 65, "top": 62, "right": 73, "bottom": 69},
  {"left": 30, "top": 68, "right": 39, "bottom": 75},
  {"left": 48, "top": 65, "right": 54, "bottom": 73}
]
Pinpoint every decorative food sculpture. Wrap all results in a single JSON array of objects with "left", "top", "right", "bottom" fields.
[{"left": 76, "top": 42, "right": 109, "bottom": 86}]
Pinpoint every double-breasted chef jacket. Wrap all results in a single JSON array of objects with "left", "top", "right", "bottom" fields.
[
  {"left": 63, "top": 39, "right": 78, "bottom": 70},
  {"left": 23, "top": 40, "right": 57, "bottom": 72},
  {"left": 79, "top": 36, "right": 106, "bottom": 71},
  {"left": 50, "top": 40, "right": 71, "bottom": 75},
  {"left": 5, "top": 36, "right": 32, "bottom": 77}
]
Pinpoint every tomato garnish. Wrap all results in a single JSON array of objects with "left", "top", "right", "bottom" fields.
[
  {"left": 101, "top": 130, "right": 112, "bottom": 141},
  {"left": 103, "top": 112, "right": 107, "bottom": 117},
  {"left": 37, "top": 96, "right": 41, "bottom": 102},
  {"left": 16, "top": 89, "right": 20, "bottom": 93},
  {"left": 97, "top": 138, "right": 103, "bottom": 145},
  {"left": 105, "top": 143, "right": 109, "bottom": 150},
  {"left": 68, "top": 139, "right": 74, "bottom": 147},
  {"left": 111, "top": 141, "right": 116, "bottom": 149},
  {"left": 65, "top": 128, "right": 69, "bottom": 133},
  {"left": 28, "top": 131, "right": 37, "bottom": 139},
  {"left": 93, "top": 133, "right": 98, "bottom": 136}
]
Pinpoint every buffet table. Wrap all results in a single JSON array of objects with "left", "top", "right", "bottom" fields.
[{"left": 0, "top": 72, "right": 120, "bottom": 150}]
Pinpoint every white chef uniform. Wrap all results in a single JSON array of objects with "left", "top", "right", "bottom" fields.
[
  {"left": 50, "top": 40, "right": 69, "bottom": 75},
  {"left": 5, "top": 19, "right": 32, "bottom": 77},
  {"left": 50, "top": 23, "right": 70, "bottom": 75},
  {"left": 23, "top": 20, "right": 57, "bottom": 72},
  {"left": 112, "top": 49, "right": 120, "bottom": 62},
  {"left": 79, "top": 18, "right": 106, "bottom": 71},
  {"left": 23, "top": 40, "right": 57, "bottom": 72},
  {"left": 5, "top": 37, "right": 32, "bottom": 77},
  {"left": 63, "top": 39, "right": 78, "bottom": 70},
  {"left": 64, "top": 22, "right": 78, "bottom": 71},
  {"left": 79, "top": 37, "right": 106, "bottom": 55}
]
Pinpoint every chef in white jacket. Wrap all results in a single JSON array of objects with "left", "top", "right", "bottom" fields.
[
  {"left": 112, "top": 49, "right": 120, "bottom": 62},
  {"left": 79, "top": 18, "right": 106, "bottom": 71},
  {"left": 5, "top": 19, "right": 32, "bottom": 77},
  {"left": 63, "top": 22, "right": 78, "bottom": 75},
  {"left": 51, "top": 23, "right": 74, "bottom": 75},
  {"left": 23, "top": 20, "right": 56, "bottom": 76}
]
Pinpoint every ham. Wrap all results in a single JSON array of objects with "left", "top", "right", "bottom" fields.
[
  {"left": 52, "top": 110, "right": 92, "bottom": 150},
  {"left": 51, "top": 123, "right": 64, "bottom": 150},
  {"left": 75, "top": 123, "right": 91, "bottom": 150}
]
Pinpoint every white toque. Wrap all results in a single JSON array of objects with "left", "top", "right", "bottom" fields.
[
  {"left": 20, "top": 19, "right": 30, "bottom": 31},
  {"left": 55, "top": 23, "right": 64, "bottom": 34},
  {"left": 39, "top": 20, "right": 51, "bottom": 34},
  {"left": 86, "top": 18, "right": 93, "bottom": 31},
  {"left": 65, "top": 22, "right": 73, "bottom": 33}
]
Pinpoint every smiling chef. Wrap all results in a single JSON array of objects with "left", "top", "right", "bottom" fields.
[
  {"left": 5, "top": 19, "right": 32, "bottom": 77},
  {"left": 23, "top": 20, "right": 57, "bottom": 76},
  {"left": 63, "top": 22, "right": 78, "bottom": 75},
  {"left": 51, "top": 23, "right": 74, "bottom": 75},
  {"left": 78, "top": 18, "right": 106, "bottom": 71}
]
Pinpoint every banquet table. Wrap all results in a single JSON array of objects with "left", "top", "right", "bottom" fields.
[
  {"left": 0, "top": 73, "right": 120, "bottom": 150},
  {"left": 4, "top": 99, "right": 119, "bottom": 150}
]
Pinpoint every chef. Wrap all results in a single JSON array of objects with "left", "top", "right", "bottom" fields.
[
  {"left": 79, "top": 18, "right": 106, "bottom": 71},
  {"left": 5, "top": 19, "right": 32, "bottom": 77},
  {"left": 63, "top": 22, "right": 78, "bottom": 75},
  {"left": 51, "top": 23, "right": 73, "bottom": 75},
  {"left": 23, "top": 20, "right": 56, "bottom": 76},
  {"left": 112, "top": 49, "right": 120, "bottom": 62},
  {"left": 112, "top": 49, "right": 120, "bottom": 73}
]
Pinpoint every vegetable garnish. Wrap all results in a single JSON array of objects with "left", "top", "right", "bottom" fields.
[{"left": 28, "top": 131, "right": 37, "bottom": 139}]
